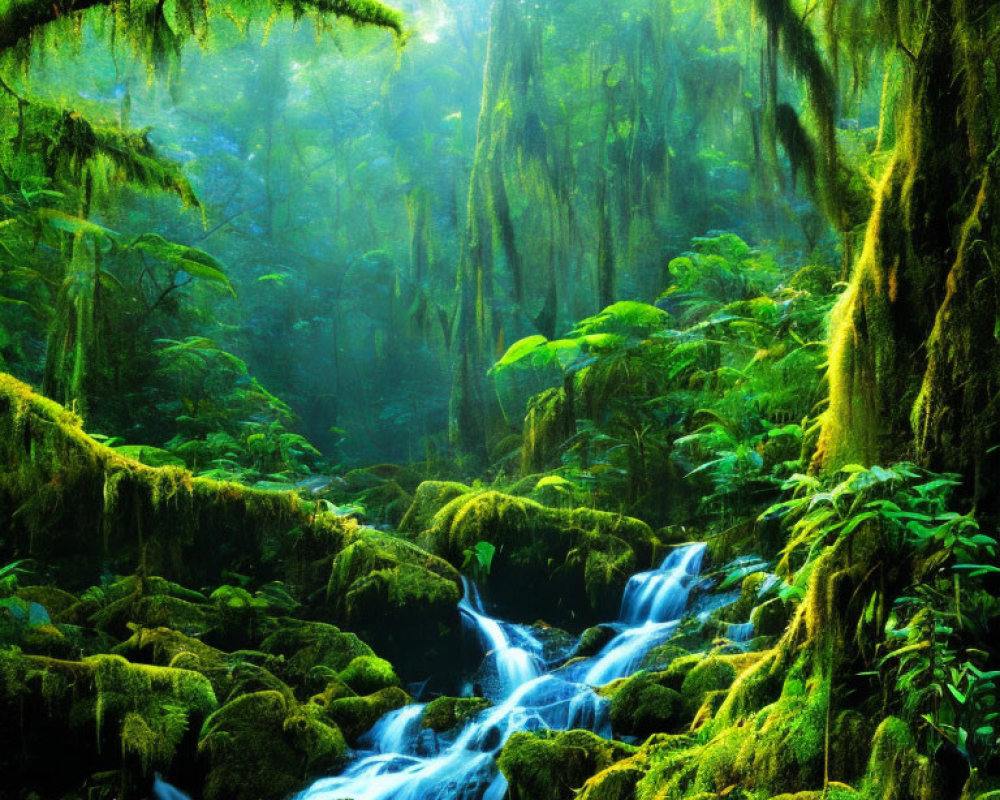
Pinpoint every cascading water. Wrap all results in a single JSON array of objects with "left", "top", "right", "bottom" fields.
[{"left": 296, "top": 542, "right": 707, "bottom": 800}]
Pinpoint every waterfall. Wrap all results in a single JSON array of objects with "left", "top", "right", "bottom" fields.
[{"left": 296, "top": 543, "right": 707, "bottom": 800}]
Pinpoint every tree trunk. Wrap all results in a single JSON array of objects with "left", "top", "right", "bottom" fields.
[{"left": 816, "top": 0, "right": 1000, "bottom": 504}]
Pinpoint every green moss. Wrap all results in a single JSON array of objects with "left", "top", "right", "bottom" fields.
[
  {"left": 15, "top": 585, "right": 79, "bottom": 618},
  {"left": 715, "top": 572, "right": 767, "bottom": 623},
  {"left": 679, "top": 656, "right": 737, "bottom": 714},
  {"left": 398, "top": 480, "right": 472, "bottom": 533},
  {"left": 199, "top": 689, "right": 348, "bottom": 800},
  {"left": 577, "top": 755, "right": 648, "bottom": 800},
  {"left": 498, "top": 729, "right": 637, "bottom": 800},
  {"left": 323, "top": 686, "right": 410, "bottom": 742},
  {"left": 260, "top": 620, "right": 374, "bottom": 696},
  {"left": 114, "top": 625, "right": 224, "bottom": 669},
  {"left": 337, "top": 655, "right": 400, "bottom": 695},
  {"left": 413, "top": 487, "right": 656, "bottom": 624},
  {"left": 0, "top": 373, "right": 359, "bottom": 593},
  {"left": 420, "top": 695, "right": 492, "bottom": 732},
  {"left": 609, "top": 672, "right": 683, "bottom": 738},
  {"left": 575, "top": 625, "right": 618, "bottom": 658},
  {"left": 90, "top": 654, "right": 216, "bottom": 772}
]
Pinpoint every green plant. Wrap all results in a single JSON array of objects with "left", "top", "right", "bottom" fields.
[{"left": 461, "top": 541, "right": 496, "bottom": 583}]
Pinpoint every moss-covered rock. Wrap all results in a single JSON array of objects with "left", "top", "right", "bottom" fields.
[
  {"left": 679, "top": 656, "right": 737, "bottom": 714},
  {"left": 323, "top": 686, "right": 411, "bottom": 742},
  {"left": 338, "top": 655, "right": 400, "bottom": 695},
  {"left": 420, "top": 695, "right": 492, "bottom": 732},
  {"left": 609, "top": 672, "right": 683, "bottom": 738},
  {"left": 577, "top": 755, "right": 648, "bottom": 800},
  {"left": 0, "top": 373, "right": 357, "bottom": 592},
  {"left": 411, "top": 488, "right": 658, "bottom": 626},
  {"left": 260, "top": 619, "right": 374, "bottom": 696},
  {"left": 16, "top": 585, "right": 80, "bottom": 619},
  {"left": 498, "top": 729, "right": 637, "bottom": 800},
  {"left": 199, "top": 689, "right": 347, "bottom": 800},
  {"left": 574, "top": 625, "right": 618, "bottom": 658},
  {"left": 398, "top": 480, "right": 472, "bottom": 534}
]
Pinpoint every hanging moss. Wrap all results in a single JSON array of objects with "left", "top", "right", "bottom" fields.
[{"left": 0, "top": 0, "right": 404, "bottom": 58}]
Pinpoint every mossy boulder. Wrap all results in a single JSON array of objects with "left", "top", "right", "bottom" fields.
[
  {"left": 338, "top": 655, "right": 400, "bottom": 695},
  {"left": 16, "top": 585, "right": 80, "bottom": 619},
  {"left": 340, "top": 561, "right": 462, "bottom": 684},
  {"left": 715, "top": 572, "right": 767, "bottom": 623},
  {"left": 570, "top": 625, "right": 619, "bottom": 659},
  {"left": 609, "top": 672, "right": 684, "bottom": 738},
  {"left": 577, "top": 755, "right": 648, "bottom": 800},
  {"left": 323, "top": 686, "right": 411, "bottom": 742},
  {"left": 398, "top": 480, "right": 472, "bottom": 533},
  {"left": 90, "top": 654, "right": 218, "bottom": 772},
  {"left": 260, "top": 620, "right": 374, "bottom": 696},
  {"left": 199, "top": 689, "right": 347, "bottom": 800},
  {"left": 679, "top": 656, "right": 737, "bottom": 715},
  {"left": 420, "top": 695, "right": 492, "bottom": 732},
  {"left": 411, "top": 488, "right": 658, "bottom": 627},
  {"left": 325, "top": 529, "right": 462, "bottom": 685},
  {"left": 498, "top": 729, "right": 637, "bottom": 800},
  {"left": 752, "top": 597, "right": 792, "bottom": 637}
]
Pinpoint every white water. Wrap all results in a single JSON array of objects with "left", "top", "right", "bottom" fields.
[{"left": 297, "top": 542, "right": 707, "bottom": 800}]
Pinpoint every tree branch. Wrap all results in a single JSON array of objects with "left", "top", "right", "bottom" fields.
[{"left": 0, "top": 0, "right": 404, "bottom": 53}]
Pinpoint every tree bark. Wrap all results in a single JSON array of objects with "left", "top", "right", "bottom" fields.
[{"left": 816, "top": 0, "right": 1000, "bottom": 503}]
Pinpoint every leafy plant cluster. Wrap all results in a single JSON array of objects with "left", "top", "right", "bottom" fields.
[
  {"left": 111, "top": 336, "right": 326, "bottom": 485},
  {"left": 767, "top": 463, "right": 1000, "bottom": 768},
  {"left": 490, "top": 234, "right": 838, "bottom": 525}
]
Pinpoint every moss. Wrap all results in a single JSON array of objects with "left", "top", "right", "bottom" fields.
[
  {"left": 640, "top": 644, "right": 691, "bottom": 672},
  {"left": 260, "top": 620, "right": 374, "bottom": 696},
  {"left": 575, "top": 625, "right": 618, "bottom": 658},
  {"left": 346, "top": 562, "right": 460, "bottom": 617},
  {"left": 15, "top": 585, "right": 79, "bottom": 618},
  {"left": 679, "top": 657, "right": 737, "bottom": 714},
  {"left": 337, "top": 655, "right": 400, "bottom": 695},
  {"left": 0, "top": 374, "right": 359, "bottom": 593},
  {"left": 420, "top": 695, "right": 492, "bottom": 732},
  {"left": 114, "top": 625, "right": 224, "bottom": 670},
  {"left": 715, "top": 572, "right": 767, "bottom": 623},
  {"left": 19, "top": 623, "right": 73, "bottom": 658},
  {"left": 609, "top": 672, "right": 683, "bottom": 738},
  {"left": 199, "top": 689, "right": 348, "bottom": 800},
  {"left": 326, "top": 528, "right": 459, "bottom": 611},
  {"left": 577, "top": 755, "right": 648, "bottom": 800},
  {"left": 323, "top": 686, "right": 410, "bottom": 742},
  {"left": 398, "top": 480, "right": 472, "bottom": 533},
  {"left": 751, "top": 597, "right": 791, "bottom": 637},
  {"left": 498, "top": 729, "right": 637, "bottom": 800},
  {"left": 414, "top": 487, "right": 657, "bottom": 626},
  {"left": 90, "top": 653, "right": 216, "bottom": 773},
  {"left": 859, "top": 716, "right": 937, "bottom": 800}
]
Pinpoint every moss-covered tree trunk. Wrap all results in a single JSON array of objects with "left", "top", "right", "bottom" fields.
[{"left": 817, "top": 0, "right": 1000, "bottom": 504}]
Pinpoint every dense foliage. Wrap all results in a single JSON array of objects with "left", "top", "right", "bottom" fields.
[{"left": 1, "top": 1, "right": 999, "bottom": 800}]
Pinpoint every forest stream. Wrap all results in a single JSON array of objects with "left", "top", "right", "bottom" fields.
[
  {"left": 299, "top": 544, "right": 709, "bottom": 800},
  {"left": 4, "top": 0, "right": 1000, "bottom": 799}
]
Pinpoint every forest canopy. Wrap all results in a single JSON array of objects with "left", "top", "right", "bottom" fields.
[{"left": 2, "top": 1, "right": 1000, "bottom": 800}]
